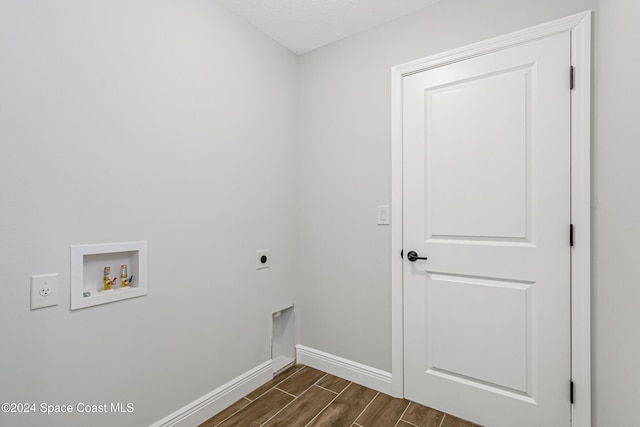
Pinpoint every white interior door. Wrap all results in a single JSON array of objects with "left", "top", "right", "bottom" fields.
[{"left": 402, "top": 32, "right": 571, "bottom": 427}]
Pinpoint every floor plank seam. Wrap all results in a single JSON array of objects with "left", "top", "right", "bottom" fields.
[
  {"left": 208, "top": 397, "right": 252, "bottom": 427},
  {"left": 352, "top": 391, "right": 379, "bottom": 426},
  {"left": 260, "top": 373, "right": 327, "bottom": 427},
  {"left": 246, "top": 365, "right": 304, "bottom": 402},
  {"left": 274, "top": 387, "right": 299, "bottom": 398},
  {"left": 394, "top": 401, "right": 413, "bottom": 427},
  {"left": 314, "top": 383, "right": 340, "bottom": 394},
  {"left": 303, "top": 384, "right": 346, "bottom": 427},
  {"left": 245, "top": 390, "right": 265, "bottom": 402},
  {"left": 258, "top": 390, "right": 301, "bottom": 427},
  {"left": 211, "top": 413, "right": 234, "bottom": 427},
  {"left": 274, "top": 365, "right": 305, "bottom": 385}
]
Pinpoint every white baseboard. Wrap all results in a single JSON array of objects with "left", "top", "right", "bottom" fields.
[
  {"left": 150, "top": 360, "right": 273, "bottom": 427},
  {"left": 296, "top": 345, "right": 393, "bottom": 395}
]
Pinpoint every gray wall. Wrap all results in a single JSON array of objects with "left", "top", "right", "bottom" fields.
[
  {"left": 0, "top": 1, "right": 297, "bottom": 426},
  {"left": 297, "top": 0, "right": 640, "bottom": 424},
  {"left": 2, "top": 0, "right": 639, "bottom": 425},
  {"left": 593, "top": 0, "right": 640, "bottom": 425},
  {"left": 296, "top": 0, "right": 597, "bottom": 374}
]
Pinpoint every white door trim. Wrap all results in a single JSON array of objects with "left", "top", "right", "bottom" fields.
[{"left": 390, "top": 11, "right": 591, "bottom": 426}]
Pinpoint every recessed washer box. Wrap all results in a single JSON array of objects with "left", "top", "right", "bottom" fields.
[{"left": 71, "top": 241, "right": 148, "bottom": 310}]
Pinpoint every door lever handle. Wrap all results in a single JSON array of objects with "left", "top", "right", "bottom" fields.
[{"left": 406, "top": 251, "right": 428, "bottom": 262}]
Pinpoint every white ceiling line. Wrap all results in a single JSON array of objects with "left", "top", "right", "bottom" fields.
[{"left": 217, "top": 0, "right": 441, "bottom": 55}]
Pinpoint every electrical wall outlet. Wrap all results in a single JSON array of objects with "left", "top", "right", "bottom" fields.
[
  {"left": 256, "top": 250, "right": 271, "bottom": 270},
  {"left": 31, "top": 273, "right": 59, "bottom": 310}
]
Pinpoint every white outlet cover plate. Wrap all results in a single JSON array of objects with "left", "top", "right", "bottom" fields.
[
  {"left": 378, "top": 205, "right": 390, "bottom": 225},
  {"left": 31, "top": 273, "right": 59, "bottom": 310},
  {"left": 256, "top": 250, "right": 271, "bottom": 269}
]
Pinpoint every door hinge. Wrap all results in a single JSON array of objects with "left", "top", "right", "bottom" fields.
[
  {"left": 570, "top": 380, "right": 575, "bottom": 404},
  {"left": 570, "top": 224, "right": 575, "bottom": 247},
  {"left": 401, "top": 250, "right": 403, "bottom": 259},
  {"left": 570, "top": 66, "right": 575, "bottom": 90}
]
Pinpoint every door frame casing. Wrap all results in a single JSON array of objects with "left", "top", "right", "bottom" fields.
[{"left": 390, "top": 11, "right": 591, "bottom": 426}]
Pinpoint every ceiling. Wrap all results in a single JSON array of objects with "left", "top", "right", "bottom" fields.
[{"left": 217, "top": 0, "right": 441, "bottom": 55}]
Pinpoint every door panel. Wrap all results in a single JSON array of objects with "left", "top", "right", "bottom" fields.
[
  {"left": 403, "top": 32, "right": 571, "bottom": 427},
  {"left": 426, "top": 273, "right": 531, "bottom": 393},
  {"left": 426, "top": 66, "right": 530, "bottom": 241}
]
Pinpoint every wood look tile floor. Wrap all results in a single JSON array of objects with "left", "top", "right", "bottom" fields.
[{"left": 199, "top": 365, "right": 481, "bottom": 427}]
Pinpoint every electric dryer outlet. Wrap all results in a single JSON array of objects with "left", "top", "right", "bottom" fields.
[{"left": 256, "top": 250, "right": 271, "bottom": 269}]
